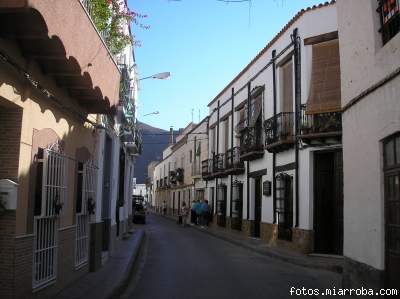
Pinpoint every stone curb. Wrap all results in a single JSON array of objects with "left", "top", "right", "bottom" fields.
[
  {"left": 155, "top": 213, "right": 342, "bottom": 274},
  {"left": 107, "top": 229, "right": 146, "bottom": 299}
]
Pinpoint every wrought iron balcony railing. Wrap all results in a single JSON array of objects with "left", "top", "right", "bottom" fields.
[
  {"left": 226, "top": 147, "right": 245, "bottom": 174},
  {"left": 264, "top": 112, "right": 294, "bottom": 152},
  {"left": 213, "top": 153, "right": 226, "bottom": 175},
  {"left": 202, "top": 159, "right": 214, "bottom": 179},
  {"left": 80, "top": 0, "right": 109, "bottom": 41},
  {"left": 240, "top": 126, "right": 264, "bottom": 160},
  {"left": 299, "top": 104, "right": 342, "bottom": 145}
]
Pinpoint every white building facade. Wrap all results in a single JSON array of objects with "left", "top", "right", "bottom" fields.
[
  {"left": 337, "top": 0, "right": 400, "bottom": 291},
  {"left": 204, "top": 2, "right": 343, "bottom": 254}
]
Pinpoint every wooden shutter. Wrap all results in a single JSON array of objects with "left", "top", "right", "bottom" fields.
[
  {"left": 306, "top": 39, "right": 341, "bottom": 114},
  {"left": 281, "top": 60, "right": 293, "bottom": 113}
]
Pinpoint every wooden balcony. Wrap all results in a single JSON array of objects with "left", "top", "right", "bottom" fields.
[
  {"left": 0, "top": 0, "right": 120, "bottom": 113},
  {"left": 225, "top": 147, "right": 245, "bottom": 175},
  {"left": 264, "top": 112, "right": 295, "bottom": 153},
  {"left": 237, "top": 126, "right": 264, "bottom": 161},
  {"left": 299, "top": 104, "right": 342, "bottom": 146}
]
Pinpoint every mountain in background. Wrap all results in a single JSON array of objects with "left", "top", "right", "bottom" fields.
[{"left": 134, "top": 121, "right": 179, "bottom": 184}]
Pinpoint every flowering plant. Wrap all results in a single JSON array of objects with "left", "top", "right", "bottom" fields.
[{"left": 88, "top": 0, "right": 149, "bottom": 54}]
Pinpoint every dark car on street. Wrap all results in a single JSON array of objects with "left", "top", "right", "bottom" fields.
[{"left": 132, "top": 195, "right": 146, "bottom": 224}]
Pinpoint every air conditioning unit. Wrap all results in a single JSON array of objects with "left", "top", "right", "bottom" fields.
[{"left": 0, "top": 179, "right": 18, "bottom": 210}]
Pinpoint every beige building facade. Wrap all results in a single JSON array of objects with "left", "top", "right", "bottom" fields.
[
  {"left": 153, "top": 119, "right": 209, "bottom": 216},
  {"left": 0, "top": 1, "right": 140, "bottom": 298}
]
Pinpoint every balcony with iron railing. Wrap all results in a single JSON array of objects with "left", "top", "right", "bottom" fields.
[
  {"left": 213, "top": 153, "right": 227, "bottom": 178},
  {"left": 240, "top": 126, "right": 264, "bottom": 161},
  {"left": 264, "top": 112, "right": 295, "bottom": 153},
  {"left": 225, "top": 147, "right": 245, "bottom": 175},
  {"left": 378, "top": 0, "right": 400, "bottom": 44},
  {"left": 299, "top": 104, "right": 342, "bottom": 146},
  {"left": 202, "top": 159, "right": 214, "bottom": 180}
]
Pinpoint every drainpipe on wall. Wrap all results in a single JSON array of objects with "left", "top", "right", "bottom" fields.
[
  {"left": 230, "top": 87, "right": 234, "bottom": 218},
  {"left": 272, "top": 49, "right": 277, "bottom": 224},
  {"left": 246, "top": 82, "right": 251, "bottom": 220},
  {"left": 293, "top": 28, "right": 301, "bottom": 228},
  {"left": 215, "top": 100, "right": 220, "bottom": 217}
]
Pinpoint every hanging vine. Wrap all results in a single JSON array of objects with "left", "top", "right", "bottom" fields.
[{"left": 87, "top": 0, "right": 149, "bottom": 55}]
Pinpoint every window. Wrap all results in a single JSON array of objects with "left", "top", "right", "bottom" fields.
[
  {"left": 224, "top": 119, "right": 229, "bottom": 152},
  {"left": 384, "top": 133, "right": 400, "bottom": 168},
  {"left": 210, "top": 127, "right": 215, "bottom": 154},
  {"left": 280, "top": 59, "right": 293, "bottom": 113},
  {"left": 189, "top": 150, "right": 193, "bottom": 163},
  {"left": 378, "top": 0, "right": 400, "bottom": 44}
]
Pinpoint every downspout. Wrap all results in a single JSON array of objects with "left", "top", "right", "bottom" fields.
[
  {"left": 215, "top": 100, "right": 220, "bottom": 217},
  {"left": 293, "top": 28, "right": 301, "bottom": 228},
  {"left": 272, "top": 49, "right": 277, "bottom": 224},
  {"left": 230, "top": 87, "right": 234, "bottom": 219},
  {"left": 246, "top": 82, "right": 251, "bottom": 220}
]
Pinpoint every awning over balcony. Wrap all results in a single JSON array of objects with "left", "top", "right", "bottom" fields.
[
  {"left": 306, "top": 39, "right": 341, "bottom": 114},
  {"left": 0, "top": 0, "right": 120, "bottom": 113}
]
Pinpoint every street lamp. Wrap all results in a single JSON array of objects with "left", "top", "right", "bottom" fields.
[
  {"left": 143, "top": 111, "right": 160, "bottom": 117},
  {"left": 139, "top": 72, "right": 171, "bottom": 81}
]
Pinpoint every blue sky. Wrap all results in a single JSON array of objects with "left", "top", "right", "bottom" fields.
[{"left": 129, "top": 0, "right": 325, "bottom": 130}]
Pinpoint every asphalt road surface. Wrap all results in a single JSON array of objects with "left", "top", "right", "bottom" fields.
[{"left": 120, "top": 214, "right": 343, "bottom": 299}]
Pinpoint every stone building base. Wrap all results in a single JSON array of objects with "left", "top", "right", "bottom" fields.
[
  {"left": 260, "top": 223, "right": 313, "bottom": 253},
  {"left": 241, "top": 219, "right": 255, "bottom": 236}
]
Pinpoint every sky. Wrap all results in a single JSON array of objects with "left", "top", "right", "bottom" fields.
[{"left": 129, "top": 0, "right": 326, "bottom": 130}]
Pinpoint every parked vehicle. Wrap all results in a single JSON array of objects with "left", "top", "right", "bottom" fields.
[{"left": 133, "top": 195, "right": 146, "bottom": 224}]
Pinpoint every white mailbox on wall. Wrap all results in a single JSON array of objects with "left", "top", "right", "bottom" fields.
[{"left": 0, "top": 179, "right": 18, "bottom": 210}]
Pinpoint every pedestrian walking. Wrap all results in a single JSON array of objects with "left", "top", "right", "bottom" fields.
[
  {"left": 195, "top": 200, "right": 203, "bottom": 226},
  {"left": 190, "top": 200, "right": 197, "bottom": 224},
  {"left": 181, "top": 202, "right": 189, "bottom": 227},
  {"left": 162, "top": 200, "right": 167, "bottom": 216},
  {"left": 200, "top": 200, "right": 211, "bottom": 227}
]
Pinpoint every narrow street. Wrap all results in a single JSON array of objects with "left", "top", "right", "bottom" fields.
[{"left": 120, "top": 214, "right": 342, "bottom": 299}]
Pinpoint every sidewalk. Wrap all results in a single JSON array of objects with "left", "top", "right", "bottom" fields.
[
  {"left": 158, "top": 213, "right": 343, "bottom": 274},
  {"left": 54, "top": 229, "right": 145, "bottom": 299}
]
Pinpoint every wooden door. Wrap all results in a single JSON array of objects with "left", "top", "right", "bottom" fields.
[
  {"left": 383, "top": 134, "right": 400, "bottom": 289},
  {"left": 253, "top": 177, "right": 262, "bottom": 238},
  {"left": 314, "top": 150, "right": 343, "bottom": 254}
]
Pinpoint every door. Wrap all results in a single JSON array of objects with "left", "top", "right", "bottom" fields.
[
  {"left": 253, "top": 177, "right": 262, "bottom": 238},
  {"left": 102, "top": 136, "right": 112, "bottom": 251},
  {"left": 383, "top": 134, "right": 400, "bottom": 289},
  {"left": 314, "top": 151, "right": 343, "bottom": 254}
]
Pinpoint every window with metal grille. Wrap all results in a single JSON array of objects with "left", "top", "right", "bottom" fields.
[
  {"left": 33, "top": 145, "right": 67, "bottom": 289},
  {"left": 275, "top": 173, "right": 293, "bottom": 241},
  {"left": 75, "top": 161, "right": 97, "bottom": 268},
  {"left": 378, "top": 0, "right": 400, "bottom": 44}
]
